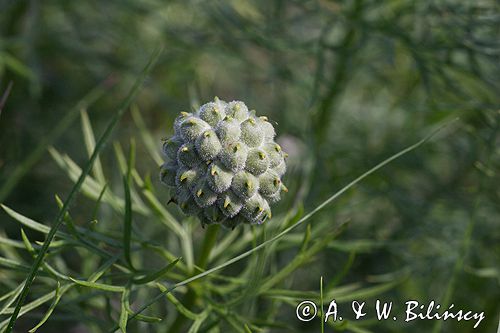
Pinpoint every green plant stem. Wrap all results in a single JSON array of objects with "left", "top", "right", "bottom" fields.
[{"left": 168, "top": 224, "right": 220, "bottom": 333}]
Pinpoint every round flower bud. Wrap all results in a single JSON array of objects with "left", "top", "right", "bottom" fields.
[
  {"left": 191, "top": 178, "right": 218, "bottom": 208},
  {"left": 195, "top": 129, "right": 222, "bottom": 161},
  {"left": 263, "top": 142, "right": 284, "bottom": 168},
  {"left": 241, "top": 194, "right": 269, "bottom": 224},
  {"left": 198, "top": 102, "right": 226, "bottom": 127},
  {"left": 245, "top": 148, "right": 270, "bottom": 175},
  {"left": 215, "top": 116, "right": 241, "bottom": 144},
  {"left": 217, "top": 190, "right": 243, "bottom": 218},
  {"left": 231, "top": 171, "right": 258, "bottom": 200},
  {"left": 160, "top": 162, "right": 177, "bottom": 186},
  {"left": 160, "top": 98, "right": 287, "bottom": 228},
  {"left": 179, "top": 117, "right": 210, "bottom": 141},
  {"left": 206, "top": 161, "right": 233, "bottom": 193},
  {"left": 226, "top": 101, "right": 249, "bottom": 122},
  {"left": 175, "top": 166, "right": 202, "bottom": 191},
  {"left": 162, "top": 136, "right": 182, "bottom": 160},
  {"left": 258, "top": 169, "right": 281, "bottom": 196},
  {"left": 174, "top": 112, "right": 192, "bottom": 135},
  {"left": 177, "top": 142, "right": 201, "bottom": 168},
  {"left": 256, "top": 116, "right": 276, "bottom": 140},
  {"left": 240, "top": 118, "right": 263, "bottom": 147},
  {"left": 220, "top": 142, "right": 248, "bottom": 172}
]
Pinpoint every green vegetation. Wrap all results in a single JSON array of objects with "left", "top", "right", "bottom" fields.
[{"left": 0, "top": 1, "right": 498, "bottom": 332}]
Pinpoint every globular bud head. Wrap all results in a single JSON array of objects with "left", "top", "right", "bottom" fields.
[
  {"left": 195, "top": 130, "right": 222, "bottom": 161},
  {"left": 215, "top": 116, "right": 241, "bottom": 144},
  {"left": 258, "top": 169, "right": 281, "bottom": 196},
  {"left": 177, "top": 142, "right": 201, "bottom": 168},
  {"left": 241, "top": 194, "right": 270, "bottom": 224},
  {"left": 162, "top": 136, "right": 183, "bottom": 161},
  {"left": 173, "top": 112, "right": 192, "bottom": 135},
  {"left": 206, "top": 161, "right": 233, "bottom": 193},
  {"left": 226, "top": 101, "right": 249, "bottom": 122},
  {"left": 191, "top": 178, "right": 218, "bottom": 208},
  {"left": 198, "top": 101, "right": 226, "bottom": 127},
  {"left": 179, "top": 116, "right": 210, "bottom": 141},
  {"left": 256, "top": 116, "right": 276, "bottom": 140},
  {"left": 160, "top": 162, "right": 177, "bottom": 186},
  {"left": 263, "top": 142, "right": 284, "bottom": 168},
  {"left": 175, "top": 166, "right": 202, "bottom": 191},
  {"left": 217, "top": 190, "right": 243, "bottom": 218},
  {"left": 240, "top": 118, "right": 264, "bottom": 147},
  {"left": 231, "top": 170, "right": 258, "bottom": 199},
  {"left": 176, "top": 187, "right": 202, "bottom": 216},
  {"left": 245, "top": 148, "right": 270, "bottom": 175},
  {"left": 160, "top": 98, "right": 287, "bottom": 228},
  {"left": 220, "top": 142, "right": 248, "bottom": 172}
]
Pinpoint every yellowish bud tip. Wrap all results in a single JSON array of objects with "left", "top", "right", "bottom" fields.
[
  {"left": 180, "top": 173, "right": 188, "bottom": 182},
  {"left": 245, "top": 180, "right": 252, "bottom": 189},
  {"left": 211, "top": 167, "right": 217, "bottom": 176},
  {"left": 248, "top": 118, "right": 255, "bottom": 125},
  {"left": 275, "top": 145, "right": 281, "bottom": 152},
  {"left": 281, "top": 184, "right": 288, "bottom": 193},
  {"left": 273, "top": 178, "right": 280, "bottom": 186},
  {"left": 233, "top": 144, "right": 240, "bottom": 152},
  {"left": 284, "top": 152, "right": 289, "bottom": 158},
  {"left": 181, "top": 147, "right": 189, "bottom": 152},
  {"left": 260, "top": 116, "right": 268, "bottom": 121},
  {"left": 258, "top": 206, "right": 264, "bottom": 213},
  {"left": 181, "top": 112, "right": 189, "bottom": 116},
  {"left": 204, "top": 131, "right": 211, "bottom": 137},
  {"left": 214, "top": 96, "right": 220, "bottom": 102},
  {"left": 224, "top": 197, "right": 230, "bottom": 208},
  {"left": 258, "top": 152, "right": 266, "bottom": 160},
  {"left": 196, "top": 189, "right": 203, "bottom": 197}
]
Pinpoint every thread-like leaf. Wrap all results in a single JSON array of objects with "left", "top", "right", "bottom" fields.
[{"left": 133, "top": 258, "right": 180, "bottom": 284}]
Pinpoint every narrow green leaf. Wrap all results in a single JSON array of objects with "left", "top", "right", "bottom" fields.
[
  {"left": 80, "top": 109, "right": 106, "bottom": 184},
  {"left": 123, "top": 174, "right": 134, "bottom": 269},
  {"left": 4, "top": 46, "right": 163, "bottom": 333},
  {"left": 69, "top": 278, "right": 125, "bottom": 292},
  {"left": 133, "top": 258, "right": 180, "bottom": 284}
]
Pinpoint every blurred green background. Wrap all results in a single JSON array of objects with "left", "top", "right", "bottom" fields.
[{"left": 0, "top": 0, "right": 499, "bottom": 332}]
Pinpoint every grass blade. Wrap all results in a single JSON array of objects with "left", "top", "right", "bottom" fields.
[{"left": 4, "top": 46, "right": 163, "bottom": 333}]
